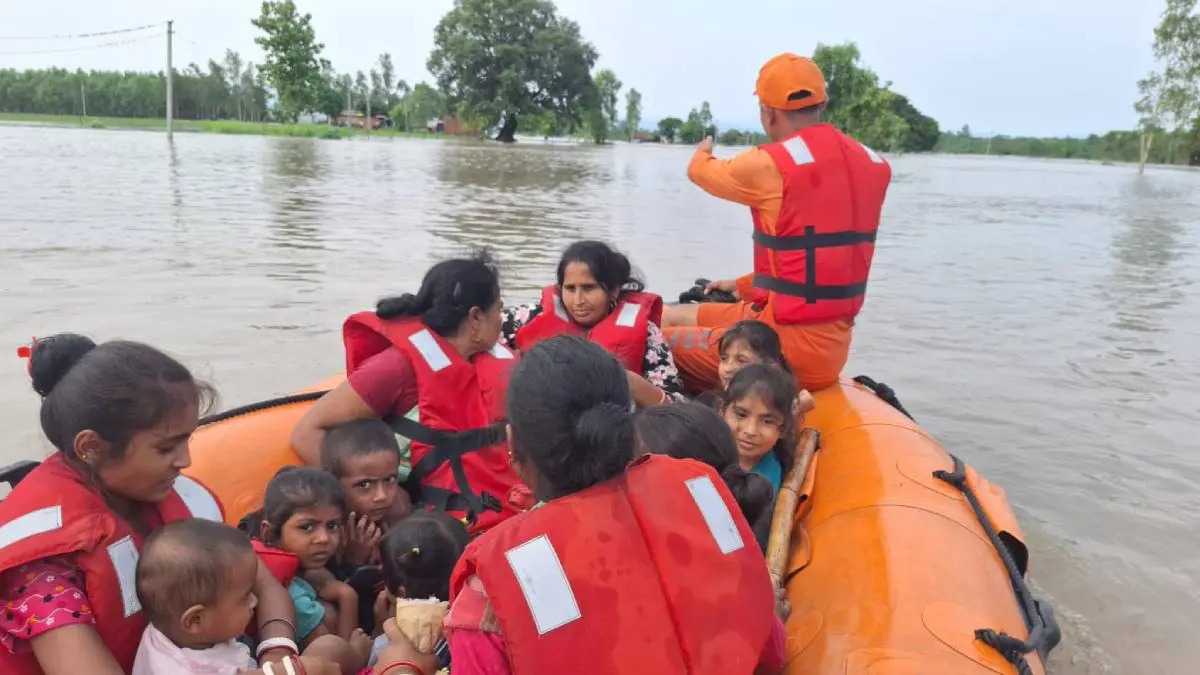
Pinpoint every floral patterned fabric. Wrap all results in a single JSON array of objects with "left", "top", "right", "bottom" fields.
[
  {"left": 500, "top": 303, "right": 686, "bottom": 401},
  {"left": 1, "top": 557, "right": 93, "bottom": 654}
]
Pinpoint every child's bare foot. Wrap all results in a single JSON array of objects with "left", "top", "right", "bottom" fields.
[{"left": 350, "top": 628, "right": 374, "bottom": 663}]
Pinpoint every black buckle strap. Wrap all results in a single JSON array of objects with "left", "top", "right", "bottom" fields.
[
  {"left": 752, "top": 228, "right": 876, "bottom": 251},
  {"left": 752, "top": 273, "right": 867, "bottom": 302},
  {"left": 387, "top": 414, "right": 506, "bottom": 519}
]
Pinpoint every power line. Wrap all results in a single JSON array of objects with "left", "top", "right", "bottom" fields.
[
  {"left": 0, "top": 23, "right": 160, "bottom": 41},
  {"left": 0, "top": 34, "right": 160, "bottom": 56}
]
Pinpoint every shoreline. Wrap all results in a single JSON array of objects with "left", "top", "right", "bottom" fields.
[{"left": 0, "top": 112, "right": 461, "bottom": 141}]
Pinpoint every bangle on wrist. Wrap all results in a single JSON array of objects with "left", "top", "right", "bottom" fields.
[
  {"left": 258, "top": 616, "right": 297, "bottom": 637},
  {"left": 376, "top": 662, "right": 427, "bottom": 675},
  {"left": 256, "top": 636, "right": 299, "bottom": 659}
]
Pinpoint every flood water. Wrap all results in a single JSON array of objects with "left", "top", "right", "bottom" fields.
[{"left": 1, "top": 125, "right": 1197, "bottom": 673}]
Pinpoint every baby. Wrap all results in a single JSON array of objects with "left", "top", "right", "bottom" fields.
[{"left": 133, "top": 518, "right": 344, "bottom": 675}]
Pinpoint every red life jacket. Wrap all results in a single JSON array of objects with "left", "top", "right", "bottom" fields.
[
  {"left": 448, "top": 455, "right": 775, "bottom": 674},
  {"left": 343, "top": 312, "right": 522, "bottom": 534},
  {"left": 251, "top": 539, "right": 299, "bottom": 588},
  {"left": 0, "top": 455, "right": 223, "bottom": 674},
  {"left": 751, "top": 123, "right": 892, "bottom": 325},
  {"left": 514, "top": 287, "right": 663, "bottom": 372}
]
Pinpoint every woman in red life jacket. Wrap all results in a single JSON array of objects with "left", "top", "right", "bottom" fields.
[
  {"left": 381, "top": 336, "right": 787, "bottom": 675},
  {"left": 0, "top": 334, "right": 302, "bottom": 675},
  {"left": 291, "top": 250, "right": 524, "bottom": 534},
  {"left": 505, "top": 240, "right": 684, "bottom": 407}
]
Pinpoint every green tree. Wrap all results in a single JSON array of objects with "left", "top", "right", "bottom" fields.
[
  {"left": 678, "top": 102, "right": 716, "bottom": 144},
  {"left": 393, "top": 82, "right": 444, "bottom": 131},
  {"left": 1151, "top": 0, "right": 1200, "bottom": 165},
  {"left": 378, "top": 53, "right": 396, "bottom": 107},
  {"left": 625, "top": 88, "right": 642, "bottom": 140},
  {"left": 1136, "top": 72, "right": 1167, "bottom": 172},
  {"left": 812, "top": 42, "right": 908, "bottom": 150},
  {"left": 427, "top": 0, "right": 598, "bottom": 142},
  {"left": 657, "top": 116, "right": 683, "bottom": 142},
  {"left": 889, "top": 94, "right": 939, "bottom": 152},
  {"left": 584, "top": 69, "right": 622, "bottom": 144},
  {"left": 251, "top": 0, "right": 326, "bottom": 122}
]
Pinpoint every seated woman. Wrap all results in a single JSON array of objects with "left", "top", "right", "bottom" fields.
[
  {"left": 0, "top": 334, "right": 301, "bottom": 674},
  {"left": 504, "top": 240, "right": 685, "bottom": 407},
  {"left": 291, "top": 251, "right": 523, "bottom": 535},
  {"left": 381, "top": 336, "right": 784, "bottom": 674}
]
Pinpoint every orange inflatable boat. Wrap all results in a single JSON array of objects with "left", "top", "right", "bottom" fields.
[
  {"left": 174, "top": 372, "right": 1059, "bottom": 675},
  {"left": 0, "top": 370, "right": 1058, "bottom": 674}
]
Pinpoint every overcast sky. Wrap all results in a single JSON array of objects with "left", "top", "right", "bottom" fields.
[{"left": 0, "top": 0, "right": 1164, "bottom": 137}]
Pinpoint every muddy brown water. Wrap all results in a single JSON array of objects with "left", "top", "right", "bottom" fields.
[{"left": 1, "top": 125, "right": 1197, "bottom": 673}]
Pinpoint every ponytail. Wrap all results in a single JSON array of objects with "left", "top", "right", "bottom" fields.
[
  {"left": 508, "top": 336, "right": 636, "bottom": 499},
  {"left": 376, "top": 249, "right": 500, "bottom": 337},
  {"left": 718, "top": 464, "right": 774, "bottom": 530}
]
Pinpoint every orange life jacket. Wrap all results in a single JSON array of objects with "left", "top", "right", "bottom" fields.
[
  {"left": 448, "top": 455, "right": 775, "bottom": 674},
  {"left": 343, "top": 313, "right": 522, "bottom": 534},
  {"left": 0, "top": 455, "right": 223, "bottom": 674},
  {"left": 751, "top": 123, "right": 892, "bottom": 325},
  {"left": 514, "top": 287, "right": 663, "bottom": 373}
]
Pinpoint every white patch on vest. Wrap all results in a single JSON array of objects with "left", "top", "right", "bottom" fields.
[
  {"left": 107, "top": 535, "right": 141, "bottom": 617},
  {"left": 173, "top": 475, "right": 223, "bottom": 522},
  {"left": 782, "top": 136, "right": 815, "bottom": 166},
  {"left": 504, "top": 534, "right": 581, "bottom": 635},
  {"left": 552, "top": 294, "right": 570, "bottom": 321},
  {"left": 0, "top": 506, "right": 63, "bottom": 549},
  {"left": 614, "top": 302, "right": 640, "bottom": 328},
  {"left": 408, "top": 329, "right": 452, "bottom": 372},
  {"left": 860, "top": 142, "right": 884, "bottom": 164},
  {"left": 489, "top": 343, "right": 514, "bottom": 360},
  {"left": 685, "top": 476, "right": 745, "bottom": 555}
]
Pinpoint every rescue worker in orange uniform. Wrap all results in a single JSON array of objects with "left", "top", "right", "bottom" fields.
[{"left": 663, "top": 53, "right": 893, "bottom": 392}]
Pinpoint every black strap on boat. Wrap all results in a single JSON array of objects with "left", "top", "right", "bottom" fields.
[
  {"left": 933, "top": 455, "right": 1060, "bottom": 675},
  {"left": 0, "top": 460, "right": 39, "bottom": 491},
  {"left": 852, "top": 375, "right": 915, "bottom": 421},
  {"left": 198, "top": 390, "right": 331, "bottom": 427},
  {"left": 752, "top": 226, "right": 874, "bottom": 303},
  {"left": 388, "top": 413, "right": 506, "bottom": 520}
]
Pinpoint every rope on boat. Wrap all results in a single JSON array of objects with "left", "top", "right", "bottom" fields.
[
  {"left": 198, "top": 390, "right": 331, "bottom": 426},
  {"left": 852, "top": 375, "right": 915, "bottom": 420},
  {"left": 933, "top": 455, "right": 1061, "bottom": 673}
]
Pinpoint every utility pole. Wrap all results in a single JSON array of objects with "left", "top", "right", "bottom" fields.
[
  {"left": 79, "top": 77, "right": 87, "bottom": 118},
  {"left": 166, "top": 20, "right": 174, "bottom": 139}
]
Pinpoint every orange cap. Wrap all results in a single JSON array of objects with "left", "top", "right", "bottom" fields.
[{"left": 755, "top": 53, "right": 827, "bottom": 110}]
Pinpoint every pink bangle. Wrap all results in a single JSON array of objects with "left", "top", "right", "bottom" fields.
[{"left": 375, "top": 662, "right": 427, "bottom": 675}]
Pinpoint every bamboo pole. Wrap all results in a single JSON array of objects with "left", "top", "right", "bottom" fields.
[{"left": 765, "top": 428, "right": 819, "bottom": 587}]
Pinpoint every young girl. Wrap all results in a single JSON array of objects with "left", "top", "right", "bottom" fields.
[
  {"left": 369, "top": 512, "right": 469, "bottom": 669},
  {"left": 634, "top": 401, "right": 775, "bottom": 547},
  {"left": 133, "top": 518, "right": 345, "bottom": 675},
  {"left": 320, "top": 418, "right": 411, "bottom": 566},
  {"left": 717, "top": 320, "right": 790, "bottom": 390},
  {"left": 720, "top": 364, "right": 798, "bottom": 493},
  {"left": 247, "top": 467, "right": 372, "bottom": 671}
]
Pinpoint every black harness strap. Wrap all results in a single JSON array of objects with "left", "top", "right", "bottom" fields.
[
  {"left": 752, "top": 227, "right": 875, "bottom": 303},
  {"left": 387, "top": 414, "right": 506, "bottom": 520}
]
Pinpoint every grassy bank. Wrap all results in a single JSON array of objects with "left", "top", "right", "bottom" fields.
[{"left": 0, "top": 112, "right": 455, "bottom": 141}]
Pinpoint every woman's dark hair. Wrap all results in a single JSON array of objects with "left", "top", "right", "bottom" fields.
[
  {"left": 29, "top": 333, "right": 216, "bottom": 462},
  {"left": 720, "top": 364, "right": 798, "bottom": 475},
  {"left": 634, "top": 402, "right": 774, "bottom": 528},
  {"left": 379, "top": 511, "right": 468, "bottom": 601},
  {"left": 719, "top": 320, "right": 791, "bottom": 373},
  {"left": 507, "top": 335, "right": 635, "bottom": 499},
  {"left": 556, "top": 240, "right": 644, "bottom": 295},
  {"left": 375, "top": 249, "right": 500, "bottom": 337},
  {"left": 249, "top": 467, "right": 347, "bottom": 545},
  {"left": 320, "top": 418, "right": 401, "bottom": 477}
]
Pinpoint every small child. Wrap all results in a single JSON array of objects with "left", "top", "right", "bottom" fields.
[
  {"left": 370, "top": 512, "right": 469, "bottom": 669},
  {"left": 133, "top": 518, "right": 341, "bottom": 675},
  {"left": 717, "top": 320, "right": 790, "bottom": 390},
  {"left": 320, "top": 418, "right": 412, "bottom": 566},
  {"left": 634, "top": 401, "right": 775, "bottom": 544},
  {"left": 719, "top": 364, "right": 799, "bottom": 493},
  {"left": 251, "top": 467, "right": 372, "bottom": 670}
]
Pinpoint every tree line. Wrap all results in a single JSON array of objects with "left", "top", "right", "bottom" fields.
[{"left": 1133, "top": 0, "right": 1200, "bottom": 169}]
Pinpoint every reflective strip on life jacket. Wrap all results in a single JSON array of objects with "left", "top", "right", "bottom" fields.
[
  {"left": 0, "top": 505, "right": 63, "bottom": 548},
  {"left": 107, "top": 535, "right": 141, "bottom": 617},
  {"left": 614, "top": 302, "right": 641, "bottom": 328},
  {"left": 505, "top": 534, "right": 583, "bottom": 635},
  {"left": 684, "top": 475, "right": 745, "bottom": 555},
  {"left": 409, "top": 328, "right": 453, "bottom": 372},
  {"left": 173, "top": 475, "right": 224, "bottom": 522}
]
